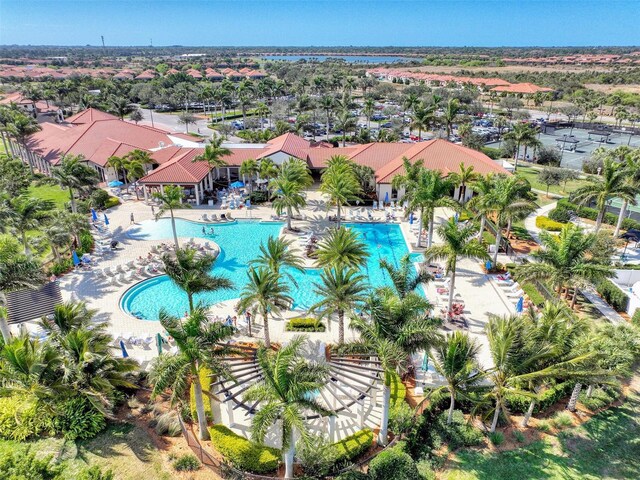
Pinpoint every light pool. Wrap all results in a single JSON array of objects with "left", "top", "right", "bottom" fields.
[{"left": 121, "top": 219, "right": 419, "bottom": 320}]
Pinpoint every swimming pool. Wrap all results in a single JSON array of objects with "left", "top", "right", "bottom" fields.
[{"left": 121, "top": 219, "right": 420, "bottom": 320}]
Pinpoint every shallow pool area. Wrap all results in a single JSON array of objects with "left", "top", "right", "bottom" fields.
[{"left": 121, "top": 219, "right": 418, "bottom": 320}]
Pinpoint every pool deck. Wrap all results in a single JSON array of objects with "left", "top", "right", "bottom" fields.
[{"left": 15, "top": 189, "right": 517, "bottom": 371}]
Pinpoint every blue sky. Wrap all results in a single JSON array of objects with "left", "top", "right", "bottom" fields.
[{"left": 1, "top": 0, "right": 638, "bottom": 47}]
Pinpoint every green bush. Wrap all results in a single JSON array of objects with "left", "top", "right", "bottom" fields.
[
  {"left": 191, "top": 367, "right": 212, "bottom": 421},
  {"left": 521, "top": 283, "right": 546, "bottom": 307},
  {"left": 53, "top": 396, "right": 106, "bottom": 440},
  {"left": 537, "top": 420, "right": 552, "bottom": 432},
  {"left": 0, "top": 447, "right": 63, "bottom": 480},
  {"left": 90, "top": 189, "right": 111, "bottom": 209},
  {"left": 389, "top": 372, "right": 407, "bottom": 407},
  {"left": 78, "top": 230, "right": 94, "bottom": 254},
  {"left": 297, "top": 433, "right": 339, "bottom": 477},
  {"left": 513, "top": 430, "right": 526, "bottom": 443},
  {"left": 104, "top": 196, "right": 121, "bottom": 209},
  {"left": 481, "top": 147, "right": 502, "bottom": 160},
  {"left": 389, "top": 402, "right": 415, "bottom": 435},
  {"left": 551, "top": 198, "right": 640, "bottom": 232},
  {"left": 368, "top": 445, "right": 421, "bottom": 480},
  {"left": 535, "top": 215, "right": 565, "bottom": 231},
  {"left": 285, "top": 317, "right": 326, "bottom": 332},
  {"left": 433, "top": 410, "right": 484, "bottom": 450},
  {"left": 333, "top": 428, "right": 374, "bottom": 463},
  {"left": 505, "top": 381, "right": 573, "bottom": 414},
  {"left": 172, "top": 453, "right": 201, "bottom": 471},
  {"left": 548, "top": 206, "right": 571, "bottom": 223},
  {"left": 49, "top": 258, "right": 74, "bottom": 276},
  {"left": 596, "top": 279, "right": 629, "bottom": 312},
  {"left": 334, "top": 472, "right": 370, "bottom": 480},
  {"left": 551, "top": 411, "right": 573, "bottom": 429},
  {"left": 489, "top": 432, "right": 504, "bottom": 445},
  {"left": 77, "top": 465, "right": 115, "bottom": 480},
  {"left": 154, "top": 411, "right": 181, "bottom": 437},
  {"left": 579, "top": 384, "right": 622, "bottom": 411},
  {"left": 632, "top": 309, "right": 640, "bottom": 327},
  {"left": 249, "top": 191, "right": 269, "bottom": 204},
  {"left": 0, "top": 395, "right": 55, "bottom": 441},
  {"left": 209, "top": 425, "right": 280, "bottom": 474}
]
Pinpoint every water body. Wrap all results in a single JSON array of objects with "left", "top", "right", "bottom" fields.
[{"left": 260, "top": 55, "right": 414, "bottom": 63}]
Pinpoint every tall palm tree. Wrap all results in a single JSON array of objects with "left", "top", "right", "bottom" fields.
[
  {"left": 194, "top": 135, "right": 231, "bottom": 179},
  {"left": 270, "top": 179, "right": 306, "bottom": 231},
  {"left": 153, "top": 185, "right": 190, "bottom": 248},
  {"left": 51, "top": 154, "right": 99, "bottom": 213},
  {"left": 466, "top": 173, "right": 494, "bottom": 239},
  {"left": 108, "top": 96, "right": 132, "bottom": 120},
  {"left": 250, "top": 236, "right": 304, "bottom": 287},
  {"left": 259, "top": 158, "right": 279, "bottom": 182},
  {"left": 424, "top": 219, "right": 489, "bottom": 313},
  {"left": 350, "top": 287, "right": 439, "bottom": 445},
  {"left": 106, "top": 155, "right": 126, "bottom": 183},
  {"left": 162, "top": 247, "right": 233, "bottom": 313},
  {"left": 239, "top": 158, "right": 259, "bottom": 192},
  {"left": 428, "top": 331, "right": 482, "bottom": 424},
  {"left": 516, "top": 224, "right": 614, "bottom": 308},
  {"left": 237, "top": 267, "right": 293, "bottom": 348},
  {"left": 319, "top": 95, "right": 335, "bottom": 141},
  {"left": 245, "top": 336, "right": 331, "bottom": 479},
  {"left": 6, "top": 196, "right": 53, "bottom": 254},
  {"left": 379, "top": 253, "right": 432, "bottom": 299},
  {"left": 314, "top": 226, "right": 369, "bottom": 270},
  {"left": 335, "top": 109, "right": 357, "bottom": 147},
  {"left": 41, "top": 222, "right": 71, "bottom": 260},
  {"left": 363, "top": 97, "right": 375, "bottom": 130},
  {"left": 149, "top": 307, "right": 235, "bottom": 440},
  {"left": 503, "top": 123, "right": 538, "bottom": 171},
  {"left": 449, "top": 163, "right": 480, "bottom": 205},
  {"left": 320, "top": 155, "right": 361, "bottom": 228},
  {"left": 5, "top": 111, "right": 41, "bottom": 174},
  {"left": 482, "top": 175, "right": 537, "bottom": 265},
  {"left": 122, "top": 159, "right": 146, "bottom": 199},
  {"left": 410, "top": 103, "right": 435, "bottom": 140},
  {"left": 572, "top": 155, "right": 637, "bottom": 232},
  {"left": 311, "top": 267, "right": 367, "bottom": 344},
  {"left": 611, "top": 147, "right": 640, "bottom": 236},
  {"left": 441, "top": 98, "right": 461, "bottom": 139}
]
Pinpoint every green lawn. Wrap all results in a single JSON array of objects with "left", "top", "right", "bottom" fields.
[
  {"left": 516, "top": 165, "right": 589, "bottom": 197},
  {"left": 0, "top": 423, "right": 174, "bottom": 480},
  {"left": 442, "top": 382, "right": 640, "bottom": 480},
  {"left": 27, "top": 182, "right": 69, "bottom": 209}
]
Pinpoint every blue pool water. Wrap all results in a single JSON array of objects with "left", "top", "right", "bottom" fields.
[{"left": 121, "top": 219, "right": 418, "bottom": 320}]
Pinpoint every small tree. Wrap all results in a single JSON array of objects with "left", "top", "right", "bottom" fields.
[
  {"left": 559, "top": 168, "right": 579, "bottom": 193},
  {"left": 538, "top": 167, "right": 563, "bottom": 197},
  {"left": 177, "top": 111, "right": 198, "bottom": 133},
  {"left": 535, "top": 146, "right": 562, "bottom": 166},
  {"left": 129, "top": 108, "right": 144, "bottom": 124}
]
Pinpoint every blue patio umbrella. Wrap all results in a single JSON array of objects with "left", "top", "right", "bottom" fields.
[
  {"left": 119, "top": 340, "right": 129, "bottom": 358},
  {"left": 409, "top": 212, "right": 414, "bottom": 224},
  {"left": 384, "top": 191, "right": 389, "bottom": 204},
  {"left": 245, "top": 199, "right": 251, "bottom": 208},
  {"left": 485, "top": 260, "right": 492, "bottom": 271},
  {"left": 156, "top": 333, "right": 164, "bottom": 356},
  {"left": 421, "top": 352, "right": 429, "bottom": 371},
  {"left": 90, "top": 208, "right": 98, "bottom": 222},
  {"left": 230, "top": 181, "right": 244, "bottom": 188},
  {"left": 108, "top": 180, "right": 123, "bottom": 187},
  {"left": 515, "top": 296, "right": 524, "bottom": 313},
  {"left": 454, "top": 212, "right": 459, "bottom": 223},
  {"left": 103, "top": 213, "right": 109, "bottom": 225},
  {"left": 72, "top": 250, "right": 80, "bottom": 266}
]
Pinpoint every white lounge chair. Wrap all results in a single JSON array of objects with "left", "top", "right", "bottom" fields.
[
  {"left": 506, "top": 289, "right": 525, "bottom": 298},
  {"left": 211, "top": 213, "right": 219, "bottom": 222},
  {"left": 502, "top": 283, "right": 521, "bottom": 292},
  {"left": 202, "top": 214, "right": 209, "bottom": 222}
]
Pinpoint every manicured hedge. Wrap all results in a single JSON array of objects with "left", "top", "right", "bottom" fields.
[
  {"left": 209, "top": 425, "right": 280, "bottom": 474},
  {"left": 596, "top": 279, "right": 629, "bottom": 312},
  {"left": 333, "top": 428, "right": 374, "bottom": 463},
  {"left": 389, "top": 372, "right": 407, "bottom": 407},
  {"left": 522, "top": 283, "right": 546, "bottom": 307},
  {"left": 549, "top": 198, "right": 640, "bottom": 231},
  {"left": 0, "top": 396, "right": 55, "bottom": 441},
  {"left": 285, "top": 318, "right": 326, "bottom": 332},
  {"left": 368, "top": 444, "right": 422, "bottom": 480},
  {"left": 504, "top": 382, "right": 574, "bottom": 414},
  {"left": 632, "top": 308, "right": 640, "bottom": 327},
  {"left": 190, "top": 367, "right": 212, "bottom": 421},
  {"left": 535, "top": 216, "right": 565, "bottom": 232}
]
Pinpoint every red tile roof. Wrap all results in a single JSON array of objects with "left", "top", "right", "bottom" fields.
[
  {"left": 65, "top": 108, "right": 118, "bottom": 124},
  {"left": 139, "top": 149, "right": 211, "bottom": 184},
  {"left": 186, "top": 69, "right": 203, "bottom": 79},
  {"left": 257, "top": 133, "right": 311, "bottom": 160}
]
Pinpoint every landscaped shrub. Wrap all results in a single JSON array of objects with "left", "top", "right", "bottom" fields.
[
  {"left": 504, "top": 381, "right": 573, "bottom": 414},
  {"left": 53, "top": 396, "right": 106, "bottom": 440},
  {"left": 49, "top": 258, "right": 74, "bottom": 276},
  {"left": 579, "top": 384, "right": 622, "bottom": 411},
  {"left": 249, "top": 191, "right": 268, "bottom": 204},
  {"left": 368, "top": 445, "right": 421, "bottom": 480},
  {"left": 389, "top": 402, "right": 415, "bottom": 435},
  {"left": 172, "top": 453, "right": 201, "bottom": 471},
  {"left": 209, "top": 425, "right": 280, "bottom": 474},
  {"left": 190, "top": 367, "right": 212, "bottom": 421},
  {"left": 536, "top": 420, "right": 552, "bottom": 432},
  {"left": 0, "top": 447, "right": 63, "bottom": 480},
  {"left": 333, "top": 428, "right": 374, "bottom": 463},
  {"left": 154, "top": 411, "right": 181, "bottom": 437},
  {"left": 550, "top": 198, "right": 640, "bottom": 232},
  {"left": 78, "top": 230, "right": 94, "bottom": 254},
  {"left": 334, "top": 472, "right": 370, "bottom": 480},
  {"left": 548, "top": 205, "right": 571, "bottom": 223},
  {"left": 104, "top": 196, "right": 121, "bottom": 209},
  {"left": 76, "top": 465, "right": 115, "bottom": 480},
  {"left": 285, "top": 317, "right": 326, "bottom": 332},
  {"left": 551, "top": 411, "right": 573, "bottom": 429},
  {"left": 489, "top": 432, "right": 504, "bottom": 445},
  {"left": 632, "top": 309, "right": 640, "bottom": 327},
  {"left": 90, "top": 189, "right": 111, "bottom": 209},
  {"left": 535, "top": 146, "right": 562, "bottom": 166},
  {"left": 433, "top": 410, "right": 484, "bottom": 450},
  {"left": 521, "top": 283, "right": 546, "bottom": 307},
  {"left": 535, "top": 216, "right": 565, "bottom": 231},
  {"left": 389, "top": 372, "right": 407, "bottom": 407},
  {"left": 513, "top": 430, "right": 526, "bottom": 443},
  {"left": 0, "top": 395, "right": 55, "bottom": 441},
  {"left": 596, "top": 279, "right": 629, "bottom": 312},
  {"left": 298, "top": 433, "right": 339, "bottom": 477},
  {"left": 481, "top": 147, "right": 502, "bottom": 160}
]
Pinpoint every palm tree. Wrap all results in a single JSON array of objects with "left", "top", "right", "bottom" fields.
[
  {"left": 108, "top": 96, "right": 131, "bottom": 120},
  {"left": 363, "top": 97, "right": 375, "bottom": 130},
  {"left": 379, "top": 254, "right": 432, "bottom": 299},
  {"left": 503, "top": 123, "right": 538, "bottom": 171},
  {"left": 106, "top": 155, "right": 126, "bottom": 183},
  {"left": 237, "top": 267, "right": 293, "bottom": 348},
  {"left": 394, "top": 161, "right": 458, "bottom": 248},
  {"left": 441, "top": 98, "right": 461, "bottom": 139},
  {"left": 516, "top": 224, "right": 614, "bottom": 308},
  {"left": 245, "top": 336, "right": 331, "bottom": 479},
  {"left": 428, "top": 331, "right": 482, "bottom": 424},
  {"left": 319, "top": 95, "right": 335, "bottom": 141},
  {"left": 122, "top": 159, "right": 146, "bottom": 199},
  {"left": 611, "top": 147, "right": 640, "bottom": 236},
  {"left": 466, "top": 173, "right": 495, "bottom": 239},
  {"left": 424, "top": 219, "right": 489, "bottom": 313},
  {"left": 335, "top": 109, "right": 357, "bottom": 147},
  {"left": 450, "top": 163, "right": 480, "bottom": 205},
  {"left": 320, "top": 155, "right": 361, "bottom": 228},
  {"left": 410, "top": 103, "right": 435, "bottom": 140},
  {"left": 572, "top": 156, "right": 637, "bottom": 232},
  {"left": 162, "top": 247, "right": 233, "bottom": 313},
  {"left": 270, "top": 179, "right": 306, "bottom": 231},
  {"left": 41, "top": 222, "right": 71, "bottom": 260},
  {"left": 250, "top": 236, "right": 304, "bottom": 287},
  {"left": 259, "top": 158, "right": 279, "bottom": 182},
  {"left": 153, "top": 185, "right": 190, "bottom": 248},
  {"left": 6, "top": 196, "right": 52, "bottom": 254},
  {"left": 350, "top": 287, "right": 439, "bottom": 445},
  {"left": 239, "top": 158, "right": 259, "bottom": 192},
  {"left": 482, "top": 175, "right": 537, "bottom": 265},
  {"left": 51, "top": 154, "right": 99, "bottom": 213},
  {"left": 5, "top": 111, "right": 41, "bottom": 174},
  {"left": 311, "top": 267, "right": 367, "bottom": 344},
  {"left": 194, "top": 135, "right": 231, "bottom": 179},
  {"left": 314, "top": 226, "right": 369, "bottom": 270},
  {"left": 149, "top": 307, "right": 235, "bottom": 440}
]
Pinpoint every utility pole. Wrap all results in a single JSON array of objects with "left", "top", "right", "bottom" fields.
[{"left": 101, "top": 35, "right": 105, "bottom": 48}]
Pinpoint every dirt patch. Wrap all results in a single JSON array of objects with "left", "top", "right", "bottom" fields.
[{"left": 585, "top": 83, "right": 640, "bottom": 94}]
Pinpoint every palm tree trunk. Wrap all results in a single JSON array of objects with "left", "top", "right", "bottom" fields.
[
  {"left": 586, "top": 385, "right": 594, "bottom": 397},
  {"left": 336, "top": 203, "right": 341, "bottom": 229},
  {"left": 21, "top": 231, "right": 30, "bottom": 255},
  {"left": 514, "top": 142, "right": 520, "bottom": 172},
  {"left": 567, "top": 383, "right": 582, "bottom": 412},
  {"left": 595, "top": 206, "right": 605, "bottom": 232},
  {"left": 287, "top": 206, "right": 293, "bottom": 231},
  {"left": 478, "top": 216, "right": 486, "bottom": 239},
  {"left": 490, "top": 401, "right": 501, "bottom": 433},
  {"left": 0, "top": 317, "right": 11, "bottom": 343},
  {"left": 170, "top": 210, "right": 180, "bottom": 248},
  {"left": 448, "top": 267, "right": 456, "bottom": 314},
  {"left": 326, "top": 112, "right": 330, "bottom": 141},
  {"left": 416, "top": 208, "right": 424, "bottom": 248},
  {"left": 284, "top": 428, "right": 295, "bottom": 479},
  {"left": 614, "top": 199, "right": 628, "bottom": 237},
  {"left": 378, "top": 379, "right": 391, "bottom": 446},
  {"left": 338, "top": 309, "right": 344, "bottom": 344},
  {"left": 447, "top": 391, "right": 456, "bottom": 424},
  {"left": 192, "top": 366, "right": 210, "bottom": 440},
  {"left": 427, "top": 210, "right": 435, "bottom": 248},
  {"left": 522, "top": 399, "right": 536, "bottom": 427},
  {"left": 493, "top": 226, "right": 502, "bottom": 265},
  {"left": 263, "top": 311, "right": 271, "bottom": 348},
  {"left": 188, "top": 293, "right": 194, "bottom": 314},
  {"left": 68, "top": 187, "right": 77, "bottom": 213},
  {"left": 51, "top": 243, "right": 59, "bottom": 260}
]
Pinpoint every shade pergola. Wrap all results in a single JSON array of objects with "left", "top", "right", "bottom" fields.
[{"left": 5, "top": 282, "right": 62, "bottom": 324}]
